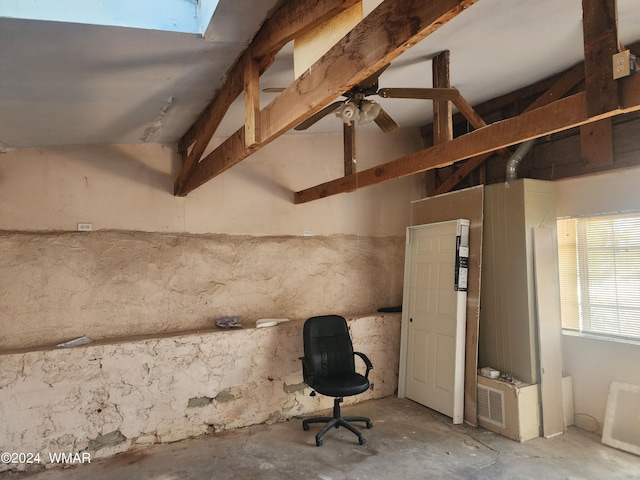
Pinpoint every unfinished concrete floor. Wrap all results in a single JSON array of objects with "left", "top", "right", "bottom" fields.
[{"left": 3, "top": 396, "right": 639, "bottom": 479}]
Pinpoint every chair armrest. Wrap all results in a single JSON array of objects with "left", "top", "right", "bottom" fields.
[
  {"left": 354, "top": 352, "right": 373, "bottom": 379},
  {"left": 299, "top": 356, "right": 316, "bottom": 385},
  {"left": 299, "top": 356, "right": 315, "bottom": 373}
]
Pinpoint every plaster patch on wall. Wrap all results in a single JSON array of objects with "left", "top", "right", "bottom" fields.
[
  {"left": 283, "top": 382, "right": 306, "bottom": 394},
  {"left": 87, "top": 430, "right": 127, "bottom": 451},
  {"left": 187, "top": 396, "right": 214, "bottom": 408},
  {"left": 214, "top": 389, "right": 236, "bottom": 403},
  {"left": 0, "top": 231, "right": 405, "bottom": 350}
]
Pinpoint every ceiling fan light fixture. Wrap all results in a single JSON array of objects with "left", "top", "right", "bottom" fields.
[
  {"left": 336, "top": 101, "right": 358, "bottom": 124},
  {"left": 335, "top": 99, "right": 381, "bottom": 126},
  {"left": 357, "top": 100, "right": 381, "bottom": 125}
]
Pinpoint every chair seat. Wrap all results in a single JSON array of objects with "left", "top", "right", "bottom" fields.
[{"left": 312, "top": 372, "right": 370, "bottom": 397}]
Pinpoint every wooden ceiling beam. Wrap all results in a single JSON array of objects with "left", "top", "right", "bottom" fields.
[
  {"left": 294, "top": 72, "right": 640, "bottom": 204},
  {"left": 526, "top": 64, "right": 586, "bottom": 112},
  {"left": 428, "top": 36, "right": 639, "bottom": 141},
  {"left": 251, "top": 0, "right": 361, "bottom": 62},
  {"left": 174, "top": 0, "right": 362, "bottom": 196},
  {"left": 419, "top": 59, "right": 587, "bottom": 142},
  {"left": 179, "top": 0, "right": 361, "bottom": 153},
  {"left": 431, "top": 0, "right": 624, "bottom": 195},
  {"left": 582, "top": 0, "right": 620, "bottom": 117},
  {"left": 259, "top": 0, "right": 478, "bottom": 142},
  {"left": 434, "top": 63, "right": 585, "bottom": 195},
  {"left": 178, "top": 0, "right": 479, "bottom": 196},
  {"left": 452, "top": 95, "right": 512, "bottom": 158}
]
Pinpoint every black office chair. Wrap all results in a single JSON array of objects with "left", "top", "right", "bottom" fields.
[{"left": 299, "top": 315, "right": 373, "bottom": 446}]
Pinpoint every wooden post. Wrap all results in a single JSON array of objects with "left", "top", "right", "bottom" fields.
[
  {"left": 344, "top": 123, "right": 356, "bottom": 176},
  {"left": 244, "top": 48, "right": 261, "bottom": 149},
  {"left": 582, "top": 0, "right": 620, "bottom": 116},
  {"left": 433, "top": 50, "right": 453, "bottom": 144},
  {"left": 580, "top": 118, "right": 614, "bottom": 167},
  {"left": 428, "top": 50, "right": 453, "bottom": 195}
]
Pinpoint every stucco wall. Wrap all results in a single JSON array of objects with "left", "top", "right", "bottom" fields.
[
  {"left": 0, "top": 129, "right": 423, "bottom": 236},
  {"left": 0, "top": 314, "right": 401, "bottom": 471},
  {"left": 0, "top": 130, "right": 421, "bottom": 349},
  {"left": 0, "top": 130, "right": 418, "bottom": 467},
  {"left": 556, "top": 165, "right": 640, "bottom": 433},
  {"left": 0, "top": 231, "right": 405, "bottom": 350},
  {"left": 0, "top": 130, "right": 421, "bottom": 468}
]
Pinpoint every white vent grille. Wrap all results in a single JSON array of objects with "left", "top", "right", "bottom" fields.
[{"left": 477, "top": 384, "right": 505, "bottom": 427}]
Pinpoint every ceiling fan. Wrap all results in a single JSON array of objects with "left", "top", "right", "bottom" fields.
[{"left": 265, "top": 64, "right": 460, "bottom": 133}]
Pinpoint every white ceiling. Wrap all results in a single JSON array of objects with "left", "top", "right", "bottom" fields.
[{"left": 2, "top": 0, "right": 640, "bottom": 150}]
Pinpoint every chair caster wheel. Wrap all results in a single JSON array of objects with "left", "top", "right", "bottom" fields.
[
  {"left": 316, "top": 439, "right": 323, "bottom": 447},
  {"left": 366, "top": 421, "right": 373, "bottom": 429},
  {"left": 303, "top": 423, "right": 310, "bottom": 431},
  {"left": 359, "top": 437, "right": 366, "bottom": 445}
]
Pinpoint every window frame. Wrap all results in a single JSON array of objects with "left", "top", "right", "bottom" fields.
[{"left": 557, "top": 211, "right": 640, "bottom": 343}]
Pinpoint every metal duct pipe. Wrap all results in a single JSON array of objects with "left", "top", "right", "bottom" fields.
[{"left": 505, "top": 140, "right": 535, "bottom": 186}]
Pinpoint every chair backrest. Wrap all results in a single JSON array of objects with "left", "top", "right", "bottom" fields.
[{"left": 303, "top": 315, "right": 356, "bottom": 378}]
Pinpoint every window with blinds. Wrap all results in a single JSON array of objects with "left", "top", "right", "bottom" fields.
[{"left": 557, "top": 213, "right": 640, "bottom": 340}]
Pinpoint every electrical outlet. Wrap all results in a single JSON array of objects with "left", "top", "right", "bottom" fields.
[
  {"left": 613, "top": 50, "right": 636, "bottom": 79},
  {"left": 77, "top": 223, "right": 93, "bottom": 232}
]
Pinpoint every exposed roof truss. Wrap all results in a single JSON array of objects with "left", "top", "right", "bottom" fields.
[
  {"left": 174, "top": 0, "right": 479, "bottom": 196},
  {"left": 294, "top": 0, "right": 640, "bottom": 202},
  {"left": 175, "top": 0, "right": 640, "bottom": 203}
]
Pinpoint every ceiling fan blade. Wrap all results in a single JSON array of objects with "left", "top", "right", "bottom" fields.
[
  {"left": 373, "top": 107, "right": 399, "bottom": 133},
  {"left": 294, "top": 101, "right": 344, "bottom": 131},
  {"left": 262, "top": 87, "right": 286, "bottom": 93},
  {"left": 377, "top": 87, "right": 460, "bottom": 101}
]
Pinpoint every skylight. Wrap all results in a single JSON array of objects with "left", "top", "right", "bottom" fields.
[{"left": 0, "top": 0, "right": 220, "bottom": 35}]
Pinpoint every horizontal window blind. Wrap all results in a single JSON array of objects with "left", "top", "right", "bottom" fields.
[{"left": 559, "top": 214, "right": 640, "bottom": 340}]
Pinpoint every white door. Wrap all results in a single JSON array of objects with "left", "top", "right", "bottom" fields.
[{"left": 398, "top": 220, "right": 469, "bottom": 424}]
